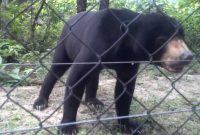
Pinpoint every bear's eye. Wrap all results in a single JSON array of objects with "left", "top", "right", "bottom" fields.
[{"left": 156, "top": 36, "right": 167, "bottom": 46}]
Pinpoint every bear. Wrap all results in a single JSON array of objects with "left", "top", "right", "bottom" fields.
[{"left": 33, "top": 8, "right": 193, "bottom": 134}]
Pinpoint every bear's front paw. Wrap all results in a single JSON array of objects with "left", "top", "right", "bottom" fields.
[{"left": 33, "top": 97, "right": 48, "bottom": 110}]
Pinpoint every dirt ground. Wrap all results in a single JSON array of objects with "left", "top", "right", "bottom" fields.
[{"left": 1, "top": 67, "right": 200, "bottom": 135}]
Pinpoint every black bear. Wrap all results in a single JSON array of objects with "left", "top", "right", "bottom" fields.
[{"left": 33, "top": 8, "right": 193, "bottom": 134}]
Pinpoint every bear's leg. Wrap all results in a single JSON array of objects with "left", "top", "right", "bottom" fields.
[
  {"left": 33, "top": 44, "right": 71, "bottom": 110},
  {"left": 60, "top": 54, "right": 99, "bottom": 134},
  {"left": 85, "top": 71, "right": 104, "bottom": 109},
  {"left": 115, "top": 64, "right": 141, "bottom": 135}
]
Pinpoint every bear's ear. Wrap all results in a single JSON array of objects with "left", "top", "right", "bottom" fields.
[
  {"left": 155, "top": 36, "right": 168, "bottom": 46},
  {"left": 120, "top": 20, "right": 130, "bottom": 32},
  {"left": 169, "top": 17, "right": 180, "bottom": 28}
]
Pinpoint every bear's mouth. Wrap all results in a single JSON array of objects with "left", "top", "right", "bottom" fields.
[
  {"left": 155, "top": 62, "right": 185, "bottom": 73},
  {"left": 164, "top": 64, "right": 184, "bottom": 73}
]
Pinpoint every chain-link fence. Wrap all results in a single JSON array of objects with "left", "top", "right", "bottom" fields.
[{"left": 1, "top": 0, "right": 200, "bottom": 135}]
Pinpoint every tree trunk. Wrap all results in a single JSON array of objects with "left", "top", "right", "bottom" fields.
[
  {"left": 99, "top": 0, "right": 109, "bottom": 10},
  {"left": 77, "top": 0, "right": 87, "bottom": 13}
]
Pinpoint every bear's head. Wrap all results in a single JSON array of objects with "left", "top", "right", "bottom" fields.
[{"left": 129, "top": 13, "right": 193, "bottom": 73}]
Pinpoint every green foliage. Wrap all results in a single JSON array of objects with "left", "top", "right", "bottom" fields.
[
  {"left": 0, "top": 0, "right": 67, "bottom": 53},
  {"left": 0, "top": 60, "right": 21, "bottom": 86},
  {"left": 0, "top": 61, "right": 36, "bottom": 86},
  {"left": 0, "top": 0, "right": 73, "bottom": 86},
  {"left": 0, "top": 39, "right": 24, "bottom": 62}
]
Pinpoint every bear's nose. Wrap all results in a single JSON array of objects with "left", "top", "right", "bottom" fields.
[{"left": 181, "top": 51, "right": 193, "bottom": 62}]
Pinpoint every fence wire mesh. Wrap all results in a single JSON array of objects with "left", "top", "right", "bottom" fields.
[{"left": 0, "top": 0, "right": 200, "bottom": 135}]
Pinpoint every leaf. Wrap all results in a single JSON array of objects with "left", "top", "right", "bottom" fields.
[
  {"left": 23, "top": 68, "right": 33, "bottom": 75},
  {"left": 9, "top": 68, "right": 21, "bottom": 80}
]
